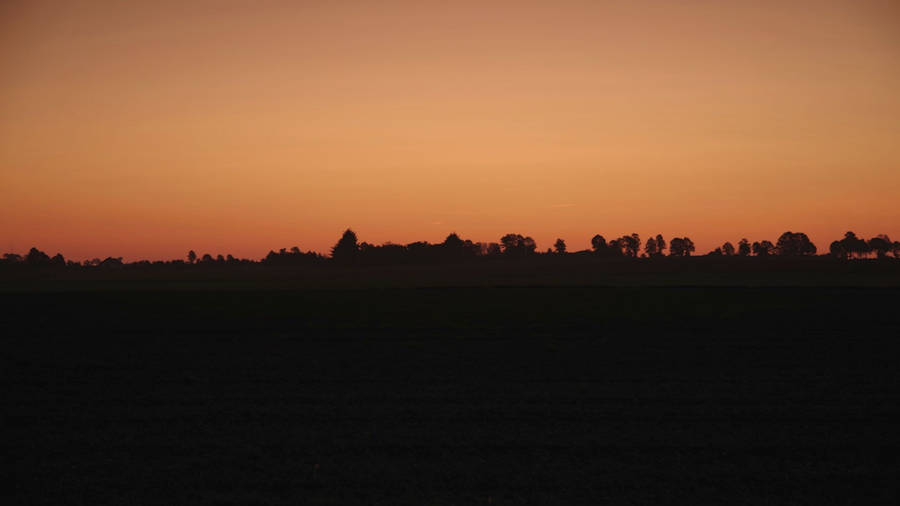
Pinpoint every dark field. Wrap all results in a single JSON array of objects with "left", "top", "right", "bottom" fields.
[{"left": 4, "top": 285, "right": 900, "bottom": 504}]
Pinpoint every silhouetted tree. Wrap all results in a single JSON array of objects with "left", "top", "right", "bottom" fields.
[
  {"left": 868, "top": 235, "right": 893, "bottom": 259},
  {"left": 752, "top": 240, "right": 775, "bottom": 257},
  {"left": 607, "top": 238, "right": 624, "bottom": 257},
  {"left": 854, "top": 239, "right": 871, "bottom": 258},
  {"left": 332, "top": 229, "right": 360, "bottom": 262},
  {"left": 644, "top": 237, "right": 658, "bottom": 257},
  {"left": 50, "top": 253, "right": 66, "bottom": 267},
  {"left": 618, "top": 234, "right": 641, "bottom": 258},
  {"left": 99, "top": 257, "right": 123, "bottom": 268},
  {"left": 775, "top": 231, "right": 816, "bottom": 257},
  {"left": 553, "top": 238, "right": 566, "bottom": 254},
  {"left": 683, "top": 238, "right": 696, "bottom": 256},
  {"left": 830, "top": 240, "right": 848, "bottom": 259},
  {"left": 520, "top": 236, "right": 537, "bottom": 255},
  {"left": 655, "top": 234, "right": 667, "bottom": 256},
  {"left": 590, "top": 234, "right": 607, "bottom": 255},
  {"left": 11, "top": 224, "right": 897, "bottom": 274},
  {"left": 443, "top": 233, "right": 463, "bottom": 250},
  {"left": 839, "top": 231, "right": 869, "bottom": 259},
  {"left": 669, "top": 237, "right": 695, "bottom": 257},
  {"left": 500, "top": 234, "right": 518, "bottom": 254},
  {"left": 405, "top": 241, "right": 432, "bottom": 262},
  {"left": 263, "top": 245, "right": 324, "bottom": 265},
  {"left": 354, "top": 242, "right": 402, "bottom": 264},
  {"left": 447, "top": 234, "right": 481, "bottom": 261},
  {"left": 25, "top": 247, "right": 51, "bottom": 266},
  {"left": 500, "top": 234, "right": 536, "bottom": 257},
  {"left": 483, "top": 242, "right": 501, "bottom": 256},
  {"left": 438, "top": 233, "right": 479, "bottom": 261}
]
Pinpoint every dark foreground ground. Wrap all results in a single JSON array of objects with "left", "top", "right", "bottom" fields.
[{"left": 3, "top": 285, "right": 900, "bottom": 504}]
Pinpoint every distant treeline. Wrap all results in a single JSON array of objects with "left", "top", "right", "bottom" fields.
[{"left": 1, "top": 230, "right": 898, "bottom": 270}]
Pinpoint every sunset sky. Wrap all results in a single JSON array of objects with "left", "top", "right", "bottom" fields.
[{"left": 2, "top": 0, "right": 899, "bottom": 261}]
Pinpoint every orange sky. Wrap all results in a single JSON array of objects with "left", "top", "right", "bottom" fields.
[{"left": 2, "top": 0, "right": 899, "bottom": 261}]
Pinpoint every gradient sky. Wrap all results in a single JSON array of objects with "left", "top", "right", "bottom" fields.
[{"left": 2, "top": 0, "right": 899, "bottom": 260}]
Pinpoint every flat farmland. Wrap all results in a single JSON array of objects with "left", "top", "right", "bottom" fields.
[{"left": 4, "top": 287, "right": 899, "bottom": 504}]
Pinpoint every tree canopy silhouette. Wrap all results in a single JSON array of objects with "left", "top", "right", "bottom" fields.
[
  {"left": 655, "top": 235, "right": 667, "bottom": 256},
  {"left": 618, "top": 234, "right": 641, "bottom": 258},
  {"left": 500, "top": 234, "right": 537, "bottom": 257},
  {"left": 669, "top": 237, "right": 695, "bottom": 257},
  {"left": 775, "top": 232, "right": 816, "bottom": 257},
  {"left": 752, "top": 240, "right": 775, "bottom": 257},
  {"left": 591, "top": 235, "right": 608, "bottom": 256},
  {"left": 644, "top": 237, "right": 658, "bottom": 257},
  {"left": 3, "top": 228, "right": 899, "bottom": 275},
  {"left": 868, "top": 235, "right": 893, "bottom": 259},
  {"left": 331, "top": 229, "right": 360, "bottom": 263},
  {"left": 553, "top": 238, "right": 566, "bottom": 254},
  {"left": 25, "top": 247, "right": 52, "bottom": 266}
]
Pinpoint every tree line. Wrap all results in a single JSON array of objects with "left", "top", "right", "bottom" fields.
[{"left": 2, "top": 230, "right": 898, "bottom": 270}]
